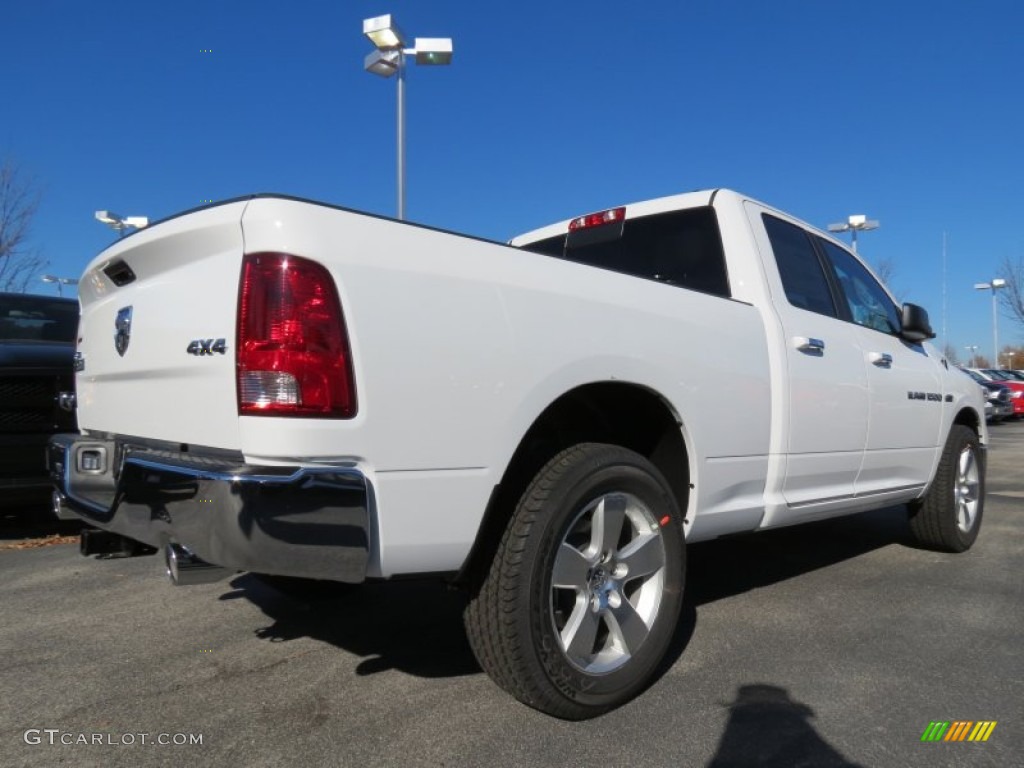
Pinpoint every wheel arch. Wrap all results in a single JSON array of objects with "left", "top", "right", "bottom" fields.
[
  {"left": 953, "top": 406, "right": 982, "bottom": 436},
  {"left": 456, "top": 381, "right": 691, "bottom": 585}
]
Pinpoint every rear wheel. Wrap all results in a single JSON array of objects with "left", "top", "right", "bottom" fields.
[
  {"left": 464, "top": 443, "right": 685, "bottom": 719},
  {"left": 908, "top": 425, "right": 984, "bottom": 552}
]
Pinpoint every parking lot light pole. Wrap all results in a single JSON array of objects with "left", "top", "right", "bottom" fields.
[
  {"left": 40, "top": 275, "right": 79, "bottom": 297},
  {"left": 362, "top": 13, "right": 453, "bottom": 221},
  {"left": 828, "top": 214, "right": 880, "bottom": 253},
  {"left": 95, "top": 210, "right": 149, "bottom": 237},
  {"left": 974, "top": 278, "right": 1006, "bottom": 368}
]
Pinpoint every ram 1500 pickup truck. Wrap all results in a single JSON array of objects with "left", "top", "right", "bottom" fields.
[{"left": 50, "top": 189, "right": 986, "bottom": 719}]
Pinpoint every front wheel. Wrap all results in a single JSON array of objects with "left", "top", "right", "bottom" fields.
[
  {"left": 908, "top": 425, "right": 985, "bottom": 552},
  {"left": 464, "top": 443, "right": 686, "bottom": 719}
]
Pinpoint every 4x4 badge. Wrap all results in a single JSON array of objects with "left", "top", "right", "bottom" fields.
[
  {"left": 186, "top": 338, "right": 227, "bottom": 356},
  {"left": 114, "top": 306, "right": 132, "bottom": 357}
]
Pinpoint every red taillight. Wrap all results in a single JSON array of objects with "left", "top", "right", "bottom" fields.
[
  {"left": 568, "top": 206, "right": 626, "bottom": 232},
  {"left": 237, "top": 252, "right": 357, "bottom": 418}
]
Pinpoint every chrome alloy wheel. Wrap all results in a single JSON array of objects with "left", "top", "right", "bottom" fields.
[
  {"left": 549, "top": 492, "right": 667, "bottom": 674},
  {"left": 955, "top": 445, "right": 981, "bottom": 533}
]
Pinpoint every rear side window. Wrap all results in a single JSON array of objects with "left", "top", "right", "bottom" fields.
[
  {"left": 762, "top": 214, "right": 837, "bottom": 318},
  {"left": 520, "top": 207, "right": 730, "bottom": 298}
]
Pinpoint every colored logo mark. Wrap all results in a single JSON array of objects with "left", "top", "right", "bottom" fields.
[{"left": 921, "top": 721, "right": 997, "bottom": 742}]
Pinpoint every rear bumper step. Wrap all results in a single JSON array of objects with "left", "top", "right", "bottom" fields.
[{"left": 48, "top": 434, "right": 370, "bottom": 584}]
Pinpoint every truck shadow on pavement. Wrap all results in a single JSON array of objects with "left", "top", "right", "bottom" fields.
[
  {"left": 226, "top": 505, "right": 913, "bottom": 683},
  {"left": 707, "top": 684, "right": 864, "bottom": 767},
  {"left": 684, "top": 504, "right": 913, "bottom": 606},
  {"left": 224, "top": 575, "right": 481, "bottom": 678}
]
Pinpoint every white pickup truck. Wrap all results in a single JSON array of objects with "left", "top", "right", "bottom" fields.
[{"left": 50, "top": 188, "right": 986, "bottom": 719}]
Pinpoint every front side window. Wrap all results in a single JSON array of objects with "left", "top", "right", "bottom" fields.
[
  {"left": 762, "top": 214, "right": 837, "bottom": 317},
  {"left": 817, "top": 240, "right": 901, "bottom": 335}
]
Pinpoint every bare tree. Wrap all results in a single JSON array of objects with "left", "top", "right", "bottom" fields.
[
  {"left": 871, "top": 256, "right": 906, "bottom": 302},
  {"left": 941, "top": 343, "right": 960, "bottom": 365},
  {"left": 0, "top": 158, "right": 47, "bottom": 292},
  {"left": 998, "top": 253, "right": 1024, "bottom": 332},
  {"left": 873, "top": 257, "right": 897, "bottom": 286}
]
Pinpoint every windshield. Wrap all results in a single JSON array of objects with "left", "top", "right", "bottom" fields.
[
  {"left": 982, "top": 369, "right": 1010, "bottom": 380},
  {"left": 0, "top": 294, "right": 78, "bottom": 342}
]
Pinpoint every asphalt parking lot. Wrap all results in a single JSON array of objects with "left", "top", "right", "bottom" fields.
[{"left": 2, "top": 422, "right": 1021, "bottom": 768}]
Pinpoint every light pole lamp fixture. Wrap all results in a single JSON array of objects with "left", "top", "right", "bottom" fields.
[
  {"left": 413, "top": 38, "right": 453, "bottom": 66},
  {"left": 362, "top": 13, "right": 453, "bottom": 221},
  {"left": 827, "top": 214, "right": 880, "bottom": 253},
  {"left": 363, "top": 14, "right": 407, "bottom": 50},
  {"left": 40, "top": 274, "right": 79, "bottom": 297},
  {"left": 973, "top": 278, "right": 1008, "bottom": 290},
  {"left": 95, "top": 210, "right": 149, "bottom": 234},
  {"left": 365, "top": 49, "right": 400, "bottom": 77}
]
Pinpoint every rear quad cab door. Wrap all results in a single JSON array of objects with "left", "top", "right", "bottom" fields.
[{"left": 744, "top": 205, "right": 870, "bottom": 509}]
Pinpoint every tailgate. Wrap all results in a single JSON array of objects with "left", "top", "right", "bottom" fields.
[{"left": 75, "top": 201, "right": 249, "bottom": 449}]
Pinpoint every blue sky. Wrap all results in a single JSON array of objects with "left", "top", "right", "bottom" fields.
[{"left": 3, "top": 0, "right": 1022, "bottom": 361}]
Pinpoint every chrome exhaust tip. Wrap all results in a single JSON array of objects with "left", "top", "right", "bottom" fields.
[{"left": 165, "top": 542, "right": 230, "bottom": 586}]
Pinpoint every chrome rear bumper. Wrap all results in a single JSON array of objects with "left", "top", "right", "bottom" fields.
[{"left": 47, "top": 434, "right": 370, "bottom": 583}]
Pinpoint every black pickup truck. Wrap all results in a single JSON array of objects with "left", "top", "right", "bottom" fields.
[{"left": 0, "top": 293, "right": 78, "bottom": 508}]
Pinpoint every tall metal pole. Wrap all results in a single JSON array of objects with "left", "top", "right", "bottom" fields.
[
  {"left": 941, "top": 232, "right": 947, "bottom": 353},
  {"left": 851, "top": 229, "right": 858, "bottom": 253},
  {"left": 992, "top": 290, "right": 999, "bottom": 367},
  {"left": 396, "top": 51, "right": 406, "bottom": 221}
]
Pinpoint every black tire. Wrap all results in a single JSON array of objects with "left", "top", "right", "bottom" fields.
[
  {"left": 464, "top": 443, "right": 686, "bottom": 719},
  {"left": 908, "top": 425, "right": 985, "bottom": 552}
]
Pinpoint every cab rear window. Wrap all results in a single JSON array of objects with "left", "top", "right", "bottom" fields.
[{"left": 519, "top": 207, "right": 730, "bottom": 299}]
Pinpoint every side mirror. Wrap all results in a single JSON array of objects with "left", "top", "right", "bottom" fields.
[{"left": 900, "top": 303, "right": 935, "bottom": 342}]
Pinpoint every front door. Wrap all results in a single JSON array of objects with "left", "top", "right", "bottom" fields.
[{"left": 814, "top": 239, "right": 943, "bottom": 494}]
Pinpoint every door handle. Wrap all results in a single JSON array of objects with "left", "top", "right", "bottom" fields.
[
  {"left": 868, "top": 352, "right": 893, "bottom": 368},
  {"left": 793, "top": 337, "right": 825, "bottom": 354}
]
